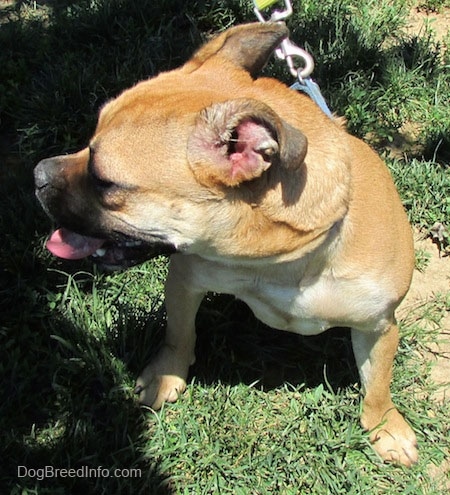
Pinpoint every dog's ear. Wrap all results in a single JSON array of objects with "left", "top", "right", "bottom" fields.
[
  {"left": 187, "top": 99, "right": 307, "bottom": 187},
  {"left": 184, "top": 22, "right": 288, "bottom": 77}
]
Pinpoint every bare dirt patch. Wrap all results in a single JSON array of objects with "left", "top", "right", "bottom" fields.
[
  {"left": 406, "top": 5, "right": 450, "bottom": 45},
  {"left": 398, "top": 231, "right": 449, "bottom": 489},
  {"left": 398, "top": 232, "right": 450, "bottom": 403}
]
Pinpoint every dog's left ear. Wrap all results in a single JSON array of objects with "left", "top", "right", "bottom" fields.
[
  {"left": 184, "top": 22, "right": 289, "bottom": 78},
  {"left": 187, "top": 99, "right": 307, "bottom": 187}
]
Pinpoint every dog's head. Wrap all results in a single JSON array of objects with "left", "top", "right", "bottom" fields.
[{"left": 34, "top": 22, "right": 311, "bottom": 268}]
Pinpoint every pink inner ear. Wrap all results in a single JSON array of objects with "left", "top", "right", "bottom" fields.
[{"left": 229, "top": 120, "right": 276, "bottom": 182}]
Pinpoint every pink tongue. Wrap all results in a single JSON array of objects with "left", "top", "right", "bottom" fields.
[{"left": 46, "top": 228, "right": 105, "bottom": 260}]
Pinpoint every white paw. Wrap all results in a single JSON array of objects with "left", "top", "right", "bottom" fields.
[
  {"left": 135, "top": 371, "right": 187, "bottom": 409},
  {"left": 369, "top": 415, "right": 418, "bottom": 466}
]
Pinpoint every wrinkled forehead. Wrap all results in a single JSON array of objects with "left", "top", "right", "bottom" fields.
[
  {"left": 92, "top": 88, "right": 199, "bottom": 154},
  {"left": 88, "top": 88, "right": 208, "bottom": 186},
  {"left": 97, "top": 95, "right": 192, "bottom": 137},
  {"left": 97, "top": 73, "right": 227, "bottom": 129}
]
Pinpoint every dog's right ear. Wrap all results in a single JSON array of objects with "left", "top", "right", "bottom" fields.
[
  {"left": 187, "top": 99, "right": 307, "bottom": 188},
  {"left": 183, "top": 22, "right": 288, "bottom": 78}
]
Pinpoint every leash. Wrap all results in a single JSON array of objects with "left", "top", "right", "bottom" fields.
[{"left": 252, "top": 0, "right": 333, "bottom": 118}]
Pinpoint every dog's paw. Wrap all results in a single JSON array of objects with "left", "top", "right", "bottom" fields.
[
  {"left": 368, "top": 410, "right": 418, "bottom": 467},
  {"left": 134, "top": 345, "right": 192, "bottom": 409},
  {"left": 135, "top": 371, "right": 187, "bottom": 409}
]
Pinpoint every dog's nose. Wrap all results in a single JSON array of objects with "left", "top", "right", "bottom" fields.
[
  {"left": 34, "top": 159, "right": 53, "bottom": 189},
  {"left": 34, "top": 158, "right": 67, "bottom": 190}
]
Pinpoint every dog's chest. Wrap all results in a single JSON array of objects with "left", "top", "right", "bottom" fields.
[
  {"left": 187, "top": 256, "right": 385, "bottom": 334},
  {"left": 236, "top": 275, "right": 365, "bottom": 334},
  {"left": 238, "top": 278, "right": 334, "bottom": 334}
]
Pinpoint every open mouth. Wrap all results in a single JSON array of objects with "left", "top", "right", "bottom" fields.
[{"left": 46, "top": 228, "right": 175, "bottom": 269}]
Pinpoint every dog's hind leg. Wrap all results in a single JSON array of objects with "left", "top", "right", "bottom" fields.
[
  {"left": 135, "top": 255, "right": 205, "bottom": 409},
  {"left": 351, "top": 323, "right": 418, "bottom": 466}
]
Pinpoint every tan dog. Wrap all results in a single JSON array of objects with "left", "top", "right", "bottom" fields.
[{"left": 34, "top": 23, "right": 417, "bottom": 466}]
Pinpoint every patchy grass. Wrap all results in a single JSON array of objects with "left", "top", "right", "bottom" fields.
[
  {"left": 1, "top": 0, "right": 449, "bottom": 493},
  {"left": 388, "top": 158, "right": 450, "bottom": 229}
]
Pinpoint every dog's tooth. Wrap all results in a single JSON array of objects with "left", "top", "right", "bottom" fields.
[
  {"left": 95, "top": 248, "right": 106, "bottom": 256},
  {"left": 125, "top": 240, "right": 143, "bottom": 247}
]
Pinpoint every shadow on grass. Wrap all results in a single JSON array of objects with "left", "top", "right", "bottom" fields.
[
  {"left": 1, "top": 263, "right": 171, "bottom": 493},
  {"left": 0, "top": 0, "right": 208, "bottom": 162},
  {"left": 0, "top": 142, "right": 169, "bottom": 490},
  {"left": 192, "top": 295, "right": 357, "bottom": 392}
]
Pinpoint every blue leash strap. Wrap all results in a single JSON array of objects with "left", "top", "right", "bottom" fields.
[{"left": 290, "top": 78, "right": 333, "bottom": 118}]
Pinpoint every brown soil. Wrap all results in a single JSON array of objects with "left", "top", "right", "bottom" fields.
[
  {"left": 398, "top": 233, "right": 450, "bottom": 404},
  {"left": 406, "top": 5, "right": 450, "bottom": 45},
  {"left": 398, "top": 231, "right": 450, "bottom": 489}
]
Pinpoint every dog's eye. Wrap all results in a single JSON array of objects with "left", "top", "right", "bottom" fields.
[
  {"left": 88, "top": 150, "right": 115, "bottom": 190},
  {"left": 91, "top": 173, "right": 115, "bottom": 190}
]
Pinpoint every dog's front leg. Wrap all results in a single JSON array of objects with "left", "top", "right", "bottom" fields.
[
  {"left": 136, "top": 255, "right": 205, "bottom": 409},
  {"left": 351, "top": 323, "right": 418, "bottom": 466}
]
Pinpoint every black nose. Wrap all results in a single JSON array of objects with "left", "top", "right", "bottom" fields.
[
  {"left": 34, "top": 159, "right": 53, "bottom": 189},
  {"left": 34, "top": 158, "right": 68, "bottom": 190}
]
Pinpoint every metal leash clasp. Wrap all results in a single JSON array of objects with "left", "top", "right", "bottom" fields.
[
  {"left": 252, "top": 0, "right": 314, "bottom": 80},
  {"left": 275, "top": 38, "right": 314, "bottom": 80},
  {"left": 253, "top": 0, "right": 293, "bottom": 23}
]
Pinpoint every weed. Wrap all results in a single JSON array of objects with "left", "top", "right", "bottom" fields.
[
  {"left": 388, "top": 158, "right": 450, "bottom": 229},
  {"left": 417, "top": 0, "right": 450, "bottom": 13},
  {"left": 415, "top": 248, "right": 432, "bottom": 272}
]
